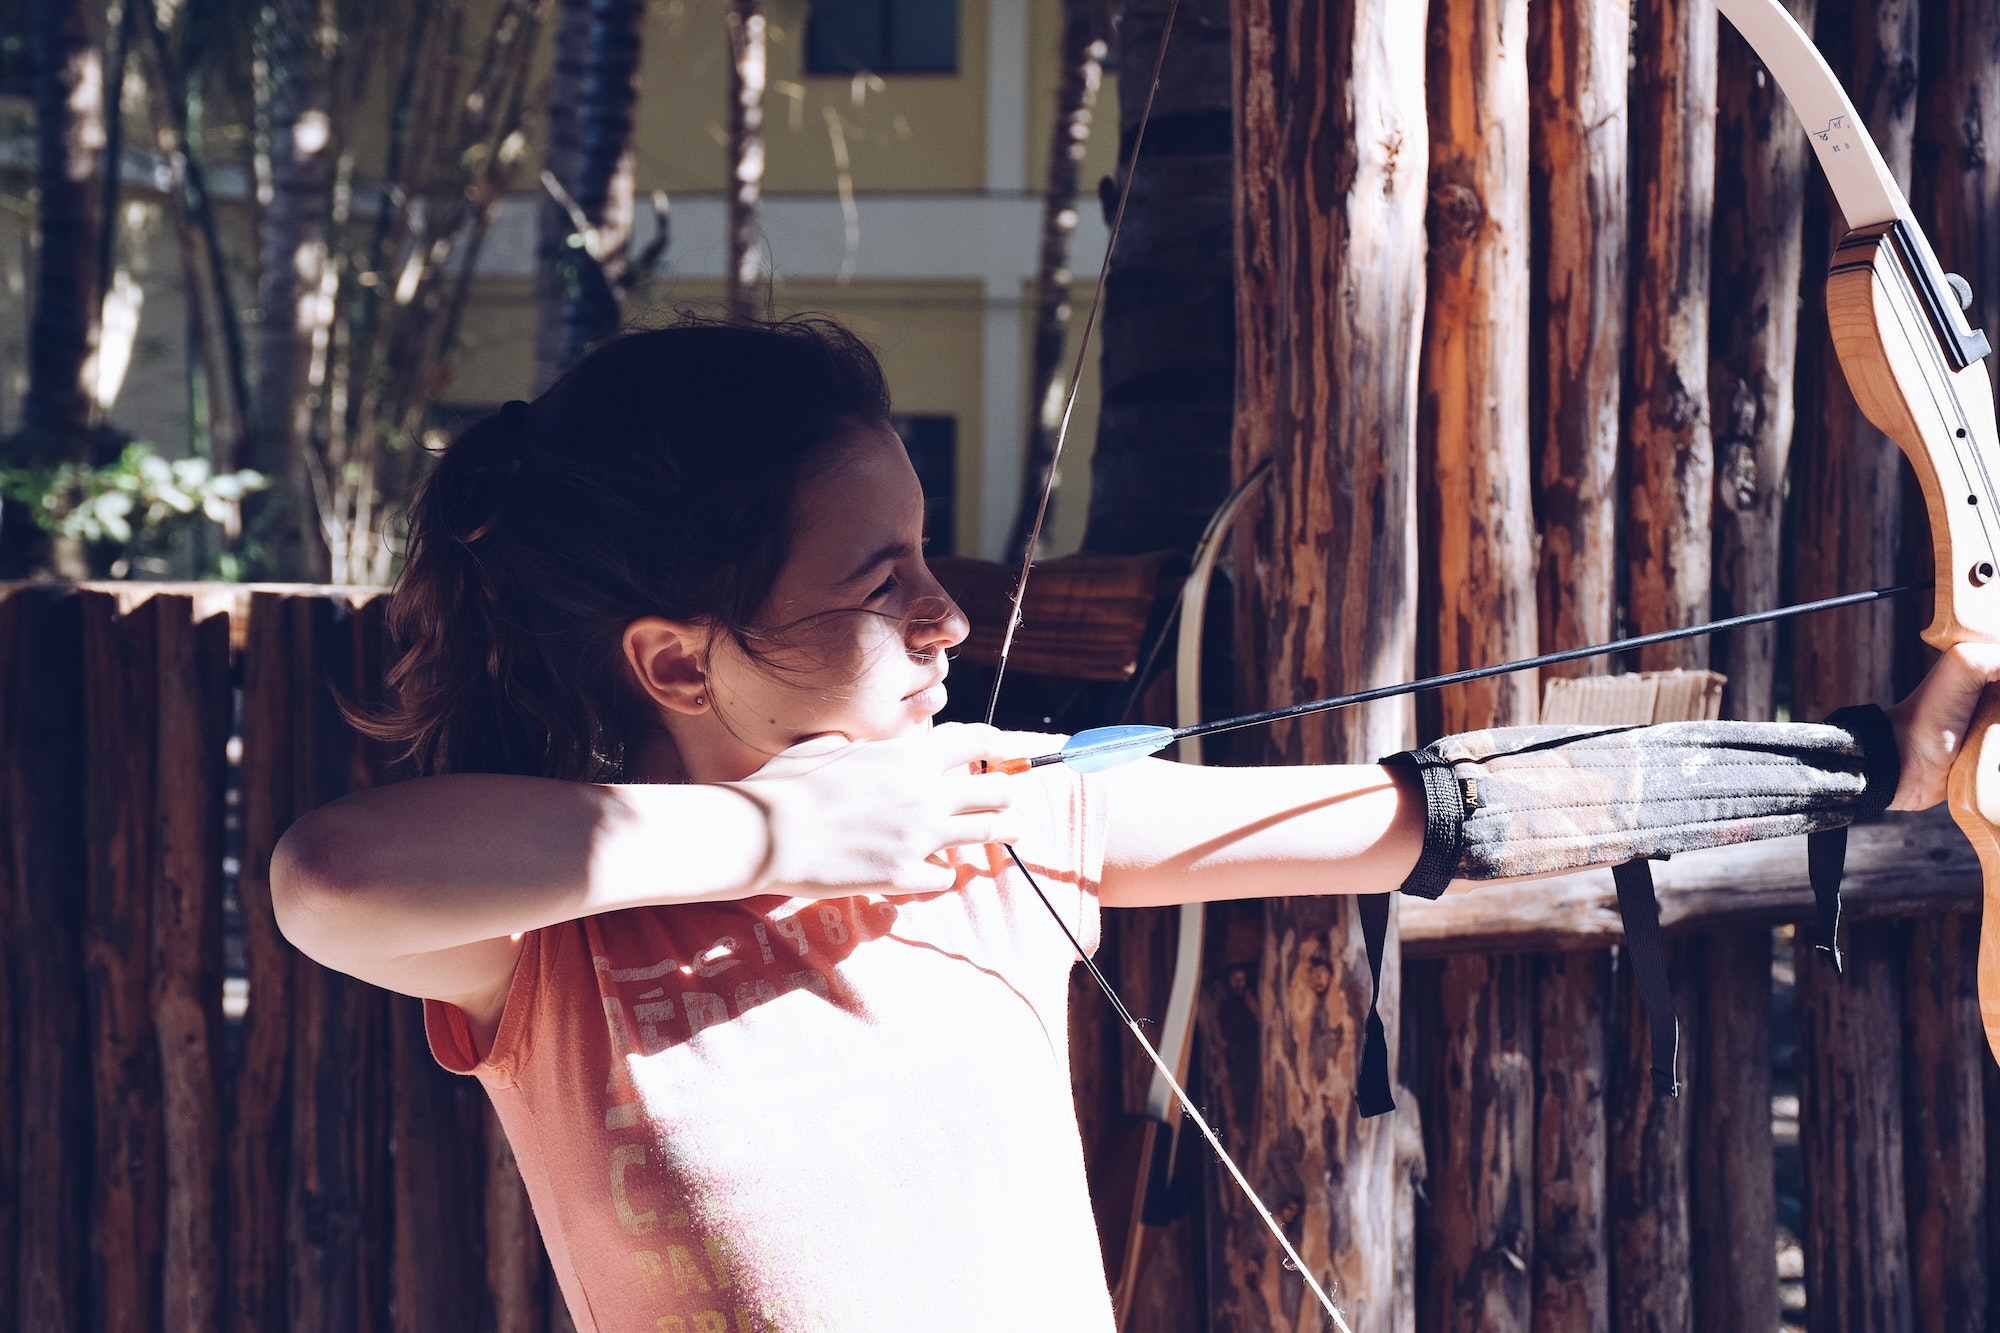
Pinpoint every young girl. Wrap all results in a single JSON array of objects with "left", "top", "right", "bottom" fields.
[{"left": 274, "top": 317, "right": 1994, "bottom": 1332}]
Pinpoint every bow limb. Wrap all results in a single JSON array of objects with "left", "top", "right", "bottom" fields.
[
  {"left": 1107, "top": 463, "right": 1269, "bottom": 1327},
  {"left": 1718, "top": 0, "right": 2000, "bottom": 1061}
]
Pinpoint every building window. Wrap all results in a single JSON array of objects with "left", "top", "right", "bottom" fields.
[
  {"left": 806, "top": 0, "right": 958, "bottom": 75},
  {"left": 893, "top": 415, "right": 957, "bottom": 551}
]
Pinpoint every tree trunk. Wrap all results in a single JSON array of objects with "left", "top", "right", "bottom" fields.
[
  {"left": 1416, "top": 0, "right": 1537, "bottom": 1328},
  {"left": 248, "top": 0, "right": 334, "bottom": 581},
  {"left": 1007, "top": 0, "right": 1108, "bottom": 562},
  {"left": 535, "top": 0, "right": 645, "bottom": 384},
  {"left": 1081, "top": 0, "right": 1235, "bottom": 560},
  {"left": 727, "top": 0, "right": 766, "bottom": 319},
  {"left": 1219, "top": 1, "right": 1428, "bottom": 1329},
  {"left": 23, "top": 0, "right": 103, "bottom": 462}
]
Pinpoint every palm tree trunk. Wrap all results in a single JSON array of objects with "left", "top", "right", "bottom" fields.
[
  {"left": 23, "top": 0, "right": 103, "bottom": 463},
  {"left": 1005, "top": 0, "right": 1107, "bottom": 562},
  {"left": 726, "top": 0, "right": 766, "bottom": 318}
]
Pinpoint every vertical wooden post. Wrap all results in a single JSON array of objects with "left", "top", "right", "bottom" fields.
[
  {"left": 5, "top": 589, "right": 92, "bottom": 1333},
  {"left": 287, "top": 594, "right": 392, "bottom": 1331},
  {"left": 1790, "top": 4, "right": 1920, "bottom": 1330},
  {"left": 153, "top": 596, "right": 231, "bottom": 1333},
  {"left": 82, "top": 589, "right": 166, "bottom": 1333},
  {"left": 1531, "top": 950, "right": 1611, "bottom": 1333},
  {"left": 1226, "top": 0, "right": 1429, "bottom": 1328},
  {"left": 1906, "top": 10, "right": 2000, "bottom": 1330},
  {"left": 1527, "top": 2, "right": 1628, "bottom": 1327},
  {"left": 485, "top": 1101, "right": 550, "bottom": 1333},
  {"left": 391, "top": 996, "right": 487, "bottom": 1333},
  {"left": 1417, "top": 0, "right": 1538, "bottom": 1328},
  {"left": 234, "top": 591, "right": 297, "bottom": 1333}
]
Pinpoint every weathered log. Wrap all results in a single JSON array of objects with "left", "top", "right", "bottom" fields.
[
  {"left": 1795, "top": 923, "right": 1915, "bottom": 1331},
  {"left": 1399, "top": 809, "right": 1976, "bottom": 956},
  {"left": 392, "top": 996, "right": 486, "bottom": 1333},
  {"left": 1530, "top": 0, "right": 1628, "bottom": 687},
  {"left": 1900, "top": 914, "right": 1988, "bottom": 1332},
  {"left": 1532, "top": 949, "right": 1610, "bottom": 1333},
  {"left": 81, "top": 589, "right": 165, "bottom": 1332},
  {"left": 286, "top": 595, "right": 391, "bottom": 1331},
  {"left": 1711, "top": 0, "right": 1814, "bottom": 722},
  {"left": 232, "top": 591, "right": 298, "bottom": 1332},
  {"left": 1418, "top": 0, "right": 1538, "bottom": 1324},
  {"left": 1626, "top": 0, "right": 1718, "bottom": 673},
  {"left": 1690, "top": 927, "right": 1778, "bottom": 1330},
  {"left": 153, "top": 597, "right": 231, "bottom": 1333},
  {"left": 1607, "top": 937, "right": 1697, "bottom": 1333},
  {"left": 5, "top": 589, "right": 92, "bottom": 1332},
  {"left": 485, "top": 1101, "right": 550, "bottom": 1333},
  {"left": 1227, "top": 0, "right": 1428, "bottom": 1325}
]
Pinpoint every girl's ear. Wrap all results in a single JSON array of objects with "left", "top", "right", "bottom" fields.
[{"left": 622, "top": 617, "right": 711, "bottom": 716}]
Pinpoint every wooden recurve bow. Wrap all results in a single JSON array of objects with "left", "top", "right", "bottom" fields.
[{"left": 1715, "top": 0, "right": 2000, "bottom": 1059}]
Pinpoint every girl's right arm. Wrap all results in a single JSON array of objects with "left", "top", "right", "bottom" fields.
[{"left": 271, "top": 723, "right": 1019, "bottom": 1006}]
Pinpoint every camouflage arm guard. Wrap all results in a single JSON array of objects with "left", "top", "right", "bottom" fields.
[{"left": 1382, "top": 704, "right": 1900, "bottom": 900}]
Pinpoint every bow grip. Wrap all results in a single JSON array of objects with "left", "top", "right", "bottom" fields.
[{"left": 1826, "top": 220, "right": 2000, "bottom": 1063}]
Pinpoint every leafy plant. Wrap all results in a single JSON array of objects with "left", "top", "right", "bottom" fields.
[{"left": 1, "top": 442, "right": 267, "bottom": 576}]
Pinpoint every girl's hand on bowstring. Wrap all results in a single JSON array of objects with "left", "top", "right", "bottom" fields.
[
  {"left": 1885, "top": 642, "right": 2000, "bottom": 810},
  {"left": 733, "top": 722, "right": 1026, "bottom": 897}
]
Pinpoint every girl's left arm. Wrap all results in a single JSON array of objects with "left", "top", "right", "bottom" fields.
[
  {"left": 1095, "top": 759, "right": 1427, "bottom": 908},
  {"left": 1096, "top": 642, "right": 2000, "bottom": 910}
]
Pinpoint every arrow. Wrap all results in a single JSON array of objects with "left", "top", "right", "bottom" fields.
[{"left": 982, "top": 579, "right": 1931, "bottom": 775}]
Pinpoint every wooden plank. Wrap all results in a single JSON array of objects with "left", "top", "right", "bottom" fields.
[
  {"left": 1531, "top": 949, "right": 1610, "bottom": 1332},
  {"left": 81, "top": 587, "right": 165, "bottom": 1332},
  {"left": 153, "top": 597, "right": 231, "bottom": 1333},
  {"left": 930, "top": 553, "right": 1170, "bottom": 681},
  {"left": 232, "top": 591, "right": 297, "bottom": 1333},
  {"left": 1795, "top": 924, "right": 1914, "bottom": 1331},
  {"left": 1400, "top": 808, "right": 1977, "bottom": 957},
  {"left": 1900, "top": 914, "right": 1988, "bottom": 1332},
  {"left": 5, "top": 588, "right": 92, "bottom": 1332}
]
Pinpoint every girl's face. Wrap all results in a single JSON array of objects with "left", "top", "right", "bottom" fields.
[{"left": 704, "top": 422, "right": 968, "bottom": 752}]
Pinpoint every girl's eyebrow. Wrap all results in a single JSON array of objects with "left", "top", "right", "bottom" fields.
[{"left": 842, "top": 540, "right": 916, "bottom": 584}]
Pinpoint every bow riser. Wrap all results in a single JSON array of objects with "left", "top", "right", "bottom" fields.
[
  {"left": 1826, "top": 224, "right": 2000, "bottom": 647},
  {"left": 1824, "top": 222, "right": 2000, "bottom": 1061}
]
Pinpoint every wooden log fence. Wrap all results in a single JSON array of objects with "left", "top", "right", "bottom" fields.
[{"left": 0, "top": 583, "right": 1987, "bottom": 1332}]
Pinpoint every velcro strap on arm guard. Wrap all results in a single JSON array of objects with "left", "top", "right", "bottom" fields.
[{"left": 1381, "top": 704, "right": 1900, "bottom": 901}]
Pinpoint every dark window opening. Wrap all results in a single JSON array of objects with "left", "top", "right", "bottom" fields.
[
  {"left": 893, "top": 414, "right": 956, "bottom": 552},
  {"left": 806, "top": 0, "right": 959, "bottom": 75}
]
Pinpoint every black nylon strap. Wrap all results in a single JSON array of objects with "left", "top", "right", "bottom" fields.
[
  {"left": 1357, "top": 892, "right": 1396, "bottom": 1117},
  {"left": 1612, "top": 858, "right": 1681, "bottom": 1098},
  {"left": 1806, "top": 826, "right": 1847, "bottom": 972}
]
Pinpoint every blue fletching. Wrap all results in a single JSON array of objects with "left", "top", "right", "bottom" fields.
[{"left": 1058, "top": 724, "right": 1176, "bottom": 773}]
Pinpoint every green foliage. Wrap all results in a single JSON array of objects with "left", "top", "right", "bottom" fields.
[{"left": 0, "top": 442, "right": 267, "bottom": 574}]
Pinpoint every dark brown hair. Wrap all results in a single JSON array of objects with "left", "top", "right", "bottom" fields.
[{"left": 361, "top": 315, "right": 893, "bottom": 780}]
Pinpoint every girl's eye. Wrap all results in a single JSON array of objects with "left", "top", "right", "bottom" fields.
[{"left": 868, "top": 573, "right": 899, "bottom": 600}]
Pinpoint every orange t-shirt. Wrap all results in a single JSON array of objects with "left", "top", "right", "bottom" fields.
[{"left": 426, "top": 764, "right": 1114, "bottom": 1332}]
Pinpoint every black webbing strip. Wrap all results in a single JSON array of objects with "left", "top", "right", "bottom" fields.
[
  {"left": 1357, "top": 892, "right": 1396, "bottom": 1118},
  {"left": 1807, "top": 826, "right": 1847, "bottom": 973},
  {"left": 1612, "top": 858, "right": 1681, "bottom": 1098}
]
